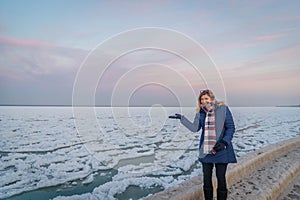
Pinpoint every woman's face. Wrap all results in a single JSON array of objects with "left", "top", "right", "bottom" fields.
[{"left": 200, "top": 94, "right": 212, "bottom": 105}]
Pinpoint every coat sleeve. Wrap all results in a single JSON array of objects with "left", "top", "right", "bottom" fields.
[
  {"left": 222, "top": 106, "right": 235, "bottom": 144},
  {"left": 180, "top": 113, "right": 201, "bottom": 132}
]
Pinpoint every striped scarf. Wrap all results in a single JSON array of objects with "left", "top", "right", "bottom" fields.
[{"left": 202, "top": 103, "right": 216, "bottom": 154}]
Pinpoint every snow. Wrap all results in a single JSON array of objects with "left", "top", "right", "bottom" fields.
[{"left": 0, "top": 106, "right": 299, "bottom": 199}]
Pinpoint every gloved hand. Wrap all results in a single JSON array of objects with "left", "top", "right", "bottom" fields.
[
  {"left": 213, "top": 140, "right": 228, "bottom": 153},
  {"left": 168, "top": 113, "right": 182, "bottom": 119}
]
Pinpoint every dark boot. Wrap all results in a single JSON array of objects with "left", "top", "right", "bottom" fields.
[
  {"left": 217, "top": 189, "right": 227, "bottom": 200},
  {"left": 203, "top": 188, "right": 213, "bottom": 200}
]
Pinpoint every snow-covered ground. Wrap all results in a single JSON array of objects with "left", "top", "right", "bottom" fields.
[{"left": 0, "top": 106, "right": 299, "bottom": 200}]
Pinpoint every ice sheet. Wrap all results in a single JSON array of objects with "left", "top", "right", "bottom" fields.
[{"left": 0, "top": 106, "right": 299, "bottom": 199}]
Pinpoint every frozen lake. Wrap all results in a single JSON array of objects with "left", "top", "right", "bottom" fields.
[{"left": 0, "top": 106, "right": 299, "bottom": 200}]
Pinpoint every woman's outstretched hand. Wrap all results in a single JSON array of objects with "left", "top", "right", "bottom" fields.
[{"left": 168, "top": 113, "right": 182, "bottom": 119}]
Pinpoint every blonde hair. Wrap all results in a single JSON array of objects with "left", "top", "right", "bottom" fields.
[{"left": 197, "top": 89, "right": 224, "bottom": 112}]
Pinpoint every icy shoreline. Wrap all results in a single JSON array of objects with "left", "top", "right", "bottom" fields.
[{"left": 146, "top": 136, "right": 300, "bottom": 200}]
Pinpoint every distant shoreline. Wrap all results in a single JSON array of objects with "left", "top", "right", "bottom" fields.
[
  {"left": 1, "top": 105, "right": 180, "bottom": 107},
  {"left": 276, "top": 105, "right": 300, "bottom": 107},
  {"left": 0, "top": 104, "right": 299, "bottom": 107}
]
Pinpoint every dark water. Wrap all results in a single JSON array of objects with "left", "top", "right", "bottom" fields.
[{"left": 6, "top": 169, "right": 117, "bottom": 200}]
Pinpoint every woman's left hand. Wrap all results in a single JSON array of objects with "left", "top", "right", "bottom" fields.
[{"left": 213, "top": 140, "right": 228, "bottom": 152}]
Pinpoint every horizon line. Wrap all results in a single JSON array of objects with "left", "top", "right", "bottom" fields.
[{"left": 0, "top": 104, "right": 299, "bottom": 107}]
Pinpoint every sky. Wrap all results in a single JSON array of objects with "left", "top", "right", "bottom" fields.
[{"left": 0, "top": 0, "right": 299, "bottom": 107}]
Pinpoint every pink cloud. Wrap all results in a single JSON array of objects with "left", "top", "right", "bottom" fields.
[
  {"left": 255, "top": 33, "right": 287, "bottom": 41},
  {"left": 276, "top": 15, "right": 300, "bottom": 22},
  {"left": 90, "top": 0, "right": 172, "bottom": 16},
  {"left": 267, "top": 44, "right": 300, "bottom": 59},
  {"left": 228, "top": 44, "right": 300, "bottom": 71},
  {"left": 0, "top": 72, "right": 24, "bottom": 81},
  {"left": 207, "top": 31, "right": 289, "bottom": 54},
  {"left": 239, "top": 33, "right": 287, "bottom": 48},
  {"left": 0, "top": 35, "right": 54, "bottom": 48},
  {"left": 0, "top": 35, "right": 87, "bottom": 79}
]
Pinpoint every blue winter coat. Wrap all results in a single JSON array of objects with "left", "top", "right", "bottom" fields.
[{"left": 180, "top": 104, "right": 237, "bottom": 163}]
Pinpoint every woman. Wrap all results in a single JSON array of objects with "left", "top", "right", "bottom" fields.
[{"left": 169, "top": 89, "right": 237, "bottom": 200}]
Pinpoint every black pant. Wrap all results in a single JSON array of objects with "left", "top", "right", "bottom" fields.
[{"left": 202, "top": 162, "right": 228, "bottom": 191}]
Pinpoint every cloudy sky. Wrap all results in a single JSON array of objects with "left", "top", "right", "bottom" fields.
[{"left": 0, "top": 0, "right": 299, "bottom": 106}]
